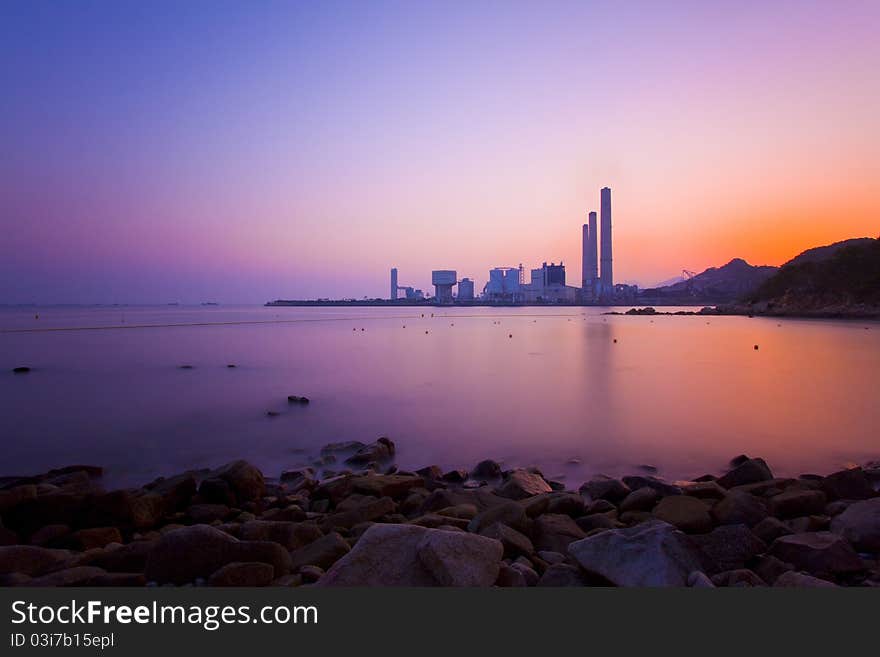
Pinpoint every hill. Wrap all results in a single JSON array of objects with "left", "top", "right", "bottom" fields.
[
  {"left": 639, "top": 258, "right": 778, "bottom": 304},
  {"left": 738, "top": 237, "right": 880, "bottom": 317}
]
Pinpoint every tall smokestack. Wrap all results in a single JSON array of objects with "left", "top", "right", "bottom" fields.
[
  {"left": 390, "top": 268, "right": 398, "bottom": 301},
  {"left": 581, "top": 223, "right": 589, "bottom": 290},
  {"left": 588, "top": 210, "right": 598, "bottom": 298},
  {"left": 600, "top": 187, "right": 612, "bottom": 296}
]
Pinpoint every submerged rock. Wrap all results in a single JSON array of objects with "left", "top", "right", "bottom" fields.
[{"left": 287, "top": 396, "right": 310, "bottom": 404}]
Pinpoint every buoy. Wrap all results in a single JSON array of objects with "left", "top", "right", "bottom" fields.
[
  {"left": 754, "top": 344, "right": 759, "bottom": 350},
  {"left": 613, "top": 339, "right": 617, "bottom": 343},
  {"left": 227, "top": 364, "right": 236, "bottom": 368},
  {"left": 12, "top": 366, "right": 31, "bottom": 374},
  {"left": 360, "top": 328, "right": 365, "bottom": 331},
  {"left": 425, "top": 330, "right": 429, "bottom": 334},
  {"left": 508, "top": 334, "right": 512, "bottom": 338}
]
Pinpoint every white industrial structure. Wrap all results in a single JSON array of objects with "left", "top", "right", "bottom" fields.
[{"left": 432, "top": 270, "right": 457, "bottom": 304}]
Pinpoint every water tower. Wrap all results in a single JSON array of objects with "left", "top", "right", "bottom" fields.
[{"left": 431, "top": 270, "right": 457, "bottom": 304}]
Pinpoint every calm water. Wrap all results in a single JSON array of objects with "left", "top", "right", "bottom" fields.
[{"left": 1, "top": 305, "right": 878, "bottom": 488}]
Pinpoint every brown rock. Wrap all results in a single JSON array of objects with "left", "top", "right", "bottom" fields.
[
  {"left": 829, "top": 497, "right": 880, "bottom": 552},
  {"left": 480, "top": 522, "right": 534, "bottom": 557},
  {"left": 289, "top": 532, "right": 351, "bottom": 571},
  {"left": 239, "top": 520, "right": 322, "bottom": 550},
  {"left": 712, "top": 491, "right": 768, "bottom": 527},
  {"left": 774, "top": 570, "right": 838, "bottom": 587},
  {"left": 820, "top": 467, "right": 876, "bottom": 501},
  {"left": 0, "top": 545, "right": 72, "bottom": 576},
  {"left": 768, "top": 489, "right": 827, "bottom": 518},
  {"left": 769, "top": 532, "right": 863, "bottom": 576},
  {"left": 752, "top": 516, "right": 793, "bottom": 544},
  {"left": 619, "top": 487, "right": 659, "bottom": 513},
  {"left": 533, "top": 514, "right": 587, "bottom": 553},
  {"left": 717, "top": 458, "right": 773, "bottom": 489},
  {"left": 67, "top": 527, "right": 123, "bottom": 551},
  {"left": 691, "top": 524, "right": 766, "bottom": 571},
  {"left": 653, "top": 495, "right": 713, "bottom": 533},
  {"left": 497, "top": 470, "right": 552, "bottom": 500}
]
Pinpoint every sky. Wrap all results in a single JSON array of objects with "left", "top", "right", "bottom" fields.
[{"left": 1, "top": 0, "right": 878, "bottom": 304}]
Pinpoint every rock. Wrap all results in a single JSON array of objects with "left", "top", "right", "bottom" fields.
[
  {"left": 299, "top": 565, "right": 323, "bottom": 583},
  {"left": 67, "top": 527, "right": 123, "bottom": 551},
  {"left": 211, "top": 460, "right": 265, "bottom": 504},
  {"left": 537, "top": 563, "right": 587, "bottom": 586},
  {"left": 188, "top": 504, "right": 231, "bottom": 524},
  {"left": 510, "top": 561, "right": 539, "bottom": 586},
  {"left": 29, "top": 524, "right": 71, "bottom": 547},
  {"left": 415, "top": 465, "right": 443, "bottom": 480},
  {"left": 576, "top": 513, "right": 617, "bottom": 533},
  {"left": 321, "top": 441, "right": 365, "bottom": 454},
  {"left": 441, "top": 469, "right": 468, "bottom": 483},
  {"left": 287, "top": 395, "right": 310, "bottom": 404},
  {"left": 495, "top": 563, "right": 527, "bottom": 587},
  {"left": 537, "top": 550, "right": 567, "bottom": 565},
  {"left": 88, "top": 572, "right": 147, "bottom": 586},
  {"left": 652, "top": 495, "right": 713, "bottom": 533},
  {"left": 717, "top": 458, "right": 773, "bottom": 489},
  {"left": 0, "top": 485, "right": 38, "bottom": 514},
  {"left": 774, "top": 571, "right": 838, "bottom": 587},
  {"left": 619, "top": 487, "right": 660, "bottom": 513},
  {"left": 691, "top": 524, "right": 767, "bottom": 572},
  {"left": 497, "top": 469, "right": 552, "bottom": 500},
  {"left": 144, "top": 473, "right": 197, "bottom": 511},
  {"left": 471, "top": 459, "right": 502, "bottom": 479},
  {"left": 279, "top": 468, "right": 317, "bottom": 492},
  {"left": 580, "top": 476, "right": 631, "bottom": 504},
  {"left": 86, "top": 541, "right": 154, "bottom": 572},
  {"left": 785, "top": 515, "right": 828, "bottom": 533},
  {"left": 0, "top": 526, "right": 19, "bottom": 546},
  {"left": 350, "top": 474, "right": 422, "bottom": 499},
  {"left": 681, "top": 481, "right": 727, "bottom": 500},
  {"left": 825, "top": 500, "right": 850, "bottom": 517},
  {"left": 687, "top": 571, "right": 715, "bottom": 587},
  {"left": 729, "top": 454, "right": 751, "bottom": 468},
  {"left": 768, "top": 489, "right": 827, "bottom": 518},
  {"left": 344, "top": 437, "right": 395, "bottom": 465},
  {"left": 480, "top": 522, "right": 534, "bottom": 557},
  {"left": 769, "top": 532, "right": 863, "bottom": 576},
  {"left": 533, "top": 514, "right": 587, "bottom": 553},
  {"left": 27, "top": 566, "right": 109, "bottom": 587},
  {"left": 144, "top": 525, "right": 291, "bottom": 584},
  {"left": 711, "top": 569, "right": 766, "bottom": 587},
  {"left": 208, "top": 562, "right": 274, "bottom": 587},
  {"left": 712, "top": 491, "right": 768, "bottom": 527},
  {"left": 585, "top": 499, "right": 617, "bottom": 514},
  {"left": 317, "top": 524, "right": 502, "bottom": 586},
  {"left": 752, "top": 516, "right": 793, "bottom": 544},
  {"left": 198, "top": 478, "right": 236, "bottom": 506},
  {"left": 421, "top": 488, "right": 508, "bottom": 514},
  {"left": 467, "top": 500, "right": 532, "bottom": 535},
  {"left": 752, "top": 554, "right": 794, "bottom": 584},
  {"left": 621, "top": 475, "right": 681, "bottom": 497},
  {"left": 311, "top": 475, "right": 355, "bottom": 504},
  {"left": 830, "top": 498, "right": 880, "bottom": 552},
  {"left": 0, "top": 545, "right": 72, "bottom": 576},
  {"left": 322, "top": 496, "right": 395, "bottom": 531},
  {"left": 239, "top": 521, "right": 322, "bottom": 550},
  {"left": 435, "top": 504, "right": 478, "bottom": 520},
  {"left": 820, "top": 468, "right": 876, "bottom": 501},
  {"left": 12, "top": 366, "right": 31, "bottom": 373},
  {"left": 83, "top": 490, "right": 165, "bottom": 531},
  {"left": 290, "top": 532, "right": 351, "bottom": 571},
  {"left": 568, "top": 520, "right": 711, "bottom": 587}
]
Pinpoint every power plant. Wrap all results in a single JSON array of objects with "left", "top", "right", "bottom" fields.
[{"left": 387, "top": 186, "right": 624, "bottom": 305}]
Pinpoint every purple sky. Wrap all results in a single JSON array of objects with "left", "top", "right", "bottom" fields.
[{"left": 2, "top": 1, "right": 878, "bottom": 303}]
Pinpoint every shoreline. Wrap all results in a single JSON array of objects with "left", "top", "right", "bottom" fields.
[
  {"left": 607, "top": 306, "right": 880, "bottom": 320},
  {"left": 1, "top": 439, "right": 878, "bottom": 588}
]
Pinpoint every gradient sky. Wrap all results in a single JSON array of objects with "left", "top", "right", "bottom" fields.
[{"left": 2, "top": 0, "right": 878, "bottom": 303}]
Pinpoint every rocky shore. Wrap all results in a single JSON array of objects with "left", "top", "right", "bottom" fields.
[{"left": 1, "top": 440, "right": 879, "bottom": 587}]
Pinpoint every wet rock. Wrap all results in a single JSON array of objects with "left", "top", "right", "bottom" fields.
[
  {"left": 83, "top": 490, "right": 165, "bottom": 531},
  {"left": 569, "top": 520, "right": 711, "bottom": 587},
  {"left": 510, "top": 561, "right": 539, "bottom": 586},
  {"left": 769, "top": 532, "right": 863, "bottom": 576},
  {"left": 321, "top": 441, "right": 365, "bottom": 454},
  {"left": 774, "top": 571, "right": 838, "bottom": 587},
  {"left": 198, "top": 478, "right": 236, "bottom": 506},
  {"left": 210, "top": 460, "right": 265, "bottom": 504},
  {"left": 480, "top": 522, "right": 534, "bottom": 557},
  {"left": 321, "top": 496, "right": 395, "bottom": 531},
  {"left": 752, "top": 554, "right": 794, "bottom": 585},
  {"left": 711, "top": 569, "right": 766, "bottom": 587},
  {"left": 497, "top": 469, "right": 552, "bottom": 500},
  {"left": 279, "top": 468, "right": 317, "bottom": 492},
  {"left": 85, "top": 540, "right": 154, "bottom": 573},
  {"left": 717, "top": 458, "right": 773, "bottom": 489},
  {"left": 344, "top": 437, "right": 395, "bottom": 466},
  {"left": 576, "top": 513, "right": 617, "bottom": 532},
  {"left": 585, "top": 499, "right": 617, "bottom": 515},
  {"left": 619, "top": 487, "right": 660, "bottom": 513},
  {"left": 441, "top": 469, "right": 468, "bottom": 483},
  {"left": 350, "top": 474, "right": 422, "bottom": 499},
  {"left": 208, "top": 562, "right": 274, "bottom": 587},
  {"left": 471, "top": 459, "right": 502, "bottom": 480},
  {"left": 652, "top": 495, "right": 713, "bottom": 533},
  {"left": 820, "top": 467, "right": 876, "bottom": 501},
  {"left": 712, "top": 491, "right": 768, "bottom": 527},
  {"left": 312, "top": 475, "right": 355, "bottom": 505},
  {"left": 415, "top": 465, "right": 443, "bottom": 480},
  {"left": 691, "top": 525, "right": 766, "bottom": 572},
  {"left": 533, "top": 514, "right": 587, "bottom": 554},
  {"left": 768, "top": 489, "right": 827, "bottom": 518},
  {"left": 681, "top": 481, "right": 727, "bottom": 500},
  {"left": 752, "top": 516, "right": 793, "bottom": 544},
  {"left": 621, "top": 475, "right": 681, "bottom": 497},
  {"left": 317, "top": 524, "right": 502, "bottom": 586},
  {"left": 579, "top": 476, "right": 631, "bottom": 504},
  {"left": 290, "top": 532, "right": 351, "bottom": 571},
  {"left": 0, "top": 545, "right": 72, "bottom": 576},
  {"left": 537, "top": 563, "right": 588, "bottom": 587},
  {"left": 144, "top": 473, "right": 197, "bottom": 511},
  {"left": 829, "top": 497, "right": 880, "bottom": 552},
  {"left": 144, "top": 525, "right": 291, "bottom": 584}
]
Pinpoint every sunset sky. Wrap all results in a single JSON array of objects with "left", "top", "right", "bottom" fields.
[{"left": 2, "top": 1, "right": 878, "bottom": 303}]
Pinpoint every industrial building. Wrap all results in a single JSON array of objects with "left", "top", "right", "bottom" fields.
[{"left": 388, "top": 186, "right": 618, "bottom": 305}]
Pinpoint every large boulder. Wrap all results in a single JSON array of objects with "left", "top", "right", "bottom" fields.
[
  {"left": 470, "top": 460, "right": 502, "bottom": 480},
  {"left": 497, "top": 470, "right": 552, "bottom": 500},
  {"left": 143, "top": 473, "right": 197, "bottom": 511},
  {"left": 479, "top": 523, "right": 534, "bottom": 558},
  {"left": 652, "top": 495, "right": 713, "bottom": 533},
  {"left": 619, "top": 487, "right": 659, "bottom": 513},
  {"left": 712, "top": 491, "right": 768, "bottom": 527},
  {"left": 691, "top": 524, "right": 767, "bottom": 572},
  {"left": 144, "top": 525, "right": 290, "bottom": 584},
  {"left": 208, "top": 562, "right": 274, "bottom": 587},
  {"left": 621, "top": 476, "right": 681, "bottom": 497},
  {"left": 769, "top": 532, "right": 863, "bottom": 576},
  {"left": 350, "top": 474, "right": 422, "bottom": 499},
  {"left": 239, "top": 521, "right": 322, "bottom": 550},
  {"left": 767, "top": 489, "right": 827, "bottom": 518},
  {"left": 829, "top": 498, "right": 880, "bottom": 552},
  {"left": 289, "top": 532, "right": 351, "bottom": 571},
  {"left": 317, "top": 524, "right": 503, "bottom": 586},
  {"left": 568, "top": 520, "right": 711, "bottom": 587},
  {"left": 774, "top": 571, "right": 838, "bottom": 587},
  {"left": 344, "top": 437, "right": 395, "bottom": 466},
  {"left": 580, "top": 476, "right": 630, "bottom": 504},
  {"left": 467, "top": 500, "right": 532, "bottom": 535},
  {"left": 208, "top": 460, "right": 265, "bottom": 504},
  {"left": 717, "top": 458, "right": 773, "bottom": 489},
  {"left": 533, "top": 514, "right": 587, "bottom": 554},
  {"left": 83, "top": 490, "right": 165, "bottom": 530},
  {"left": 820, "top": 468, "right": 876, "bottom": 501}
]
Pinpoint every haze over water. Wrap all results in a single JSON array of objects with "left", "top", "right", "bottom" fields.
[{"left": 2, "top": 306, "right": 878, "bottom": 487}]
